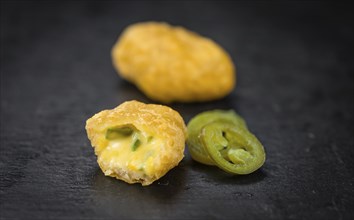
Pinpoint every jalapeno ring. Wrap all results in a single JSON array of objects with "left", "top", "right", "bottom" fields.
[{"left": 187, "top": 110, "right": 266, "bottom": 174}]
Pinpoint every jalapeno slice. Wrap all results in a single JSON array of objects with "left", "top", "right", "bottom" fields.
[{"left": 187, "top": 110, "right": 266, "bottom": 174}]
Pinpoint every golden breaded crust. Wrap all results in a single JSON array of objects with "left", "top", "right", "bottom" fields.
[
  {"left": 85, "top": 100, "right": 187, "bottom": 186},
  {"left": 112, "top": 22, "right": 235, "bottom": 103}
]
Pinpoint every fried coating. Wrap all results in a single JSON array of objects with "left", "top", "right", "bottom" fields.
[
  {"left": 112, "top": 22, "right": 235, "bottom": 103},
  {"left": 85, "top": 100, "right": 187, "bottom": 186}
]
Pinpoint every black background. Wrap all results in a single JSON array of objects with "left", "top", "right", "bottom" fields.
[{"left": 1, "top": 1, "right": 353, "bottom": 219}]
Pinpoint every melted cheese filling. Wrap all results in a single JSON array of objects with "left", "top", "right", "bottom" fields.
[{"left": 99, "top": 131, "right": 163, "bottom": 177}]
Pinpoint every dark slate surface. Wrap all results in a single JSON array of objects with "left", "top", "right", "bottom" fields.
[{"left": 1, "top": 1, "right": 353, "bottom": 219}]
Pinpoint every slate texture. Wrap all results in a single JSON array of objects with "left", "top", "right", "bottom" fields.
[{"left": 1, "top": 1, "right": 353, "bottom": 219}]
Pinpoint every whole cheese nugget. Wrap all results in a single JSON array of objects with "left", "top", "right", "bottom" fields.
[
  {"left": 85, "top": 100, "right": 187, "bottom": 186},
  {"left": 112, "top": 22, "right": 235, "bottom": 103}
]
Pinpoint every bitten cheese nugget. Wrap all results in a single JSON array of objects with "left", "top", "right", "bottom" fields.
[
  {"left": 112, "top": 22, "right": 235, "bottom": 103},
  {"left": 85, "top": 100, "right": 187, "bottom": 186}
]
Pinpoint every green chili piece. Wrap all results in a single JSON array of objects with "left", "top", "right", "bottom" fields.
[
  {"left": 106, "top": 124, "right": 145, "bottom": 151},
  {"left": 131, "top": 132, "right": 141, "bottom": 151},
  {"left": 187, "top": 110, "right": 265, "bottom": 175},
  {"left": 105, "top": 124, "right": 136, "bottom": 140},
  {"left": 132, "top": 138, "right": 141, "bottom": 151}
]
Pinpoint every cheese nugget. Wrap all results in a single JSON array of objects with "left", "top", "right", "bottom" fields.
[
  {"left": 85, "top": 100, "right": 187, "bottom": 186},
  {"left": 112, "top": 22, "right": 235, "bottom": 103}
]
